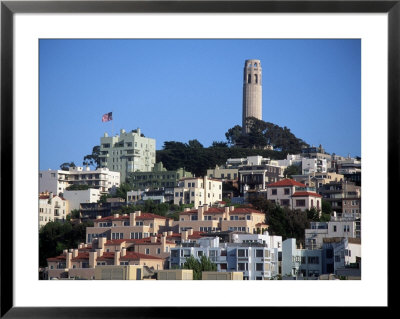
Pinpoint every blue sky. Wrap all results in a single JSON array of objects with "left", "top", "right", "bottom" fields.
[{"left": 39, "top": 39, "right": 361, "bottom": 170}]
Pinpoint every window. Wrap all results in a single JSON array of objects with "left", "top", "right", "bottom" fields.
[
  {"left": 308, "top": 256, "right": 319, "bottom": 264},
  {"left": 333, "top": 225, "right": 337, "bottom": 232},
  {"left": 157, "top": 248, "right": 161, "bottom": 254},
  {"left": 296, "top": 200, "right": 306, "bottom": 207},
  {"left": 145, "top": 248, "right": 150, "bottom": 255},
  {"left": 280, "top": 199, "right": 290, "bottom": 206},
  {"left": 284, "top": 188, "right": 290, "bottom": 195},
  {"left": 197, "top": 251, "right": 203, "bottom": 257},
  {"left": 271, "top": 189, "right": 277, "bottom": 195},
  {"left": 183, "top": 249, "right": 191, "bottom": 257},
  {"left": 238, "top": 249, "right": 248, "bottom": 257},
  {"left": 256, "top": 263, "right": 263, "bottom": 271},
  {"left": 256, "top": 249, "right": 263, "bottom": 257}
]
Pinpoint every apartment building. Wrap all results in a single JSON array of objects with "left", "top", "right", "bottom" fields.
[
  {"left": 169, "top": 235, "right": 280, "bottom": 280},
  {"left": 175, "top": 204, "right": 266, "bottom": 234},
  {"left": 301, "top": 158, "right": 328, "bottom": 174},
  {"left": 322, "top": 237, "right": 361, "bottom": 277},
  {"left": 63, "top": 188, "right": 101, "bottom": 212},
  {"left": 86, "top": 211, "right": 173, "bottom": 243},
  {"left": 39, "top": 192, "right": 69, "bottom": 229},
  {"left": 317, "top": 180, "right": 361, "bottom": 216},
  {"left": 39, "top": 166, "right": 120, "bottom": 196},
  {"left": 282, "top": 238, "right": 323, "bottom": 279},
  {"left": 305, "top": 212, "right": 361, "bottom": 249},
  {"left": 46, "top": 239, "right": 165, "bottom": 280},
  {"left": 266, "top": 179, "right": 322, "bottom": 212},
  {"left": 99, "top": 128, "right": 156, "bottom": 183},
  {"left": 173, "top": 176, "right": 222, "bottom": 208},
  {"left": 292, "top": 172, "right": 344, "bottom": 188},
  {"left": 126, "top": 162, "right": 192, "bottom": 190}
]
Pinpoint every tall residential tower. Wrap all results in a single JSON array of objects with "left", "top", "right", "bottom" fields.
[{"left": 242, "top": 59, "right": 262, "bottom": 134}]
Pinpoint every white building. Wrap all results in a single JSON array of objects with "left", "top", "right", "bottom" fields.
[
  {"left": 302, "top": 158, "right": 327, "bottom": 174},
  {"left": 231, "top": 232, "right": 282, "bottom": 252},
  {"left": 39, "top": 166, "right": 120, "bottom": 196},
  {"left": 39, "top": 193, "right": 69, "bottom": 229},
  {"left": 305, "top": 212, "right": 361, "bottom": 249},
  {"left": 282, "top": 238, "right": 323, "bottom": 279},
  {"left": 276, "top": 154, "right": 302, "bottom": 168},
  {"left": 174, "top": 176, "right": 222, "bottom": 208},
  {"left": 63, "top": 188, "right": 101, "bottom": 213},
  {"left": 99, "top": 128, "right": 156, "bottom": 183}
]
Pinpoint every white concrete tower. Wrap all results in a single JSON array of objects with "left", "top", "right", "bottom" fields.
[{"left": 242, "top": 59, "right": 262, "bottom": 134}]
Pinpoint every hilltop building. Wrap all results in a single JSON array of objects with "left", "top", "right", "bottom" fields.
[{"left": 99, "top": 128, "right": 156, "bottom": 183}]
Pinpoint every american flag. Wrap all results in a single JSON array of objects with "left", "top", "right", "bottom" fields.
[{"left": 102, "top": 112, "right": 113, "bottom": 122}]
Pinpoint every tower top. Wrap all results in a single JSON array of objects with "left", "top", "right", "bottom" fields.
[{"left": 244, "top": 59, "right": 262, "bottom": 68}]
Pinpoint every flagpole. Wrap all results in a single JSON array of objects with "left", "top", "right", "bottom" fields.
[{"left": 112, "top": 110, "right": 114, "bottom": 136}]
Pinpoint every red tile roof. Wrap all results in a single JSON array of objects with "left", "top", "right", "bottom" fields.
[
  {"left": 180, "top": 207, "right": 263, "bottom": 215},
  {"left": 267, "top": 179, "right": 306, "bottom": 188},
  {"left": 47, "top": 255, "right": 66, "bottom": 262},
  {"left": 292, "top": 192, "right": 322, "bottom": 198},
  {"left": 97, "top": 252, "right": 115, "bottom": 261},
  {"left": 71, "top": 252, "right": 89, "bottom": 261},
  {"left": 96, "top": 212, "right": 170, "bottom": 222}
]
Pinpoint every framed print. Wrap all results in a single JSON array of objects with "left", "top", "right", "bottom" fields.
[{"left": 1, "top": 0, "right": 396, "bottom": 317}]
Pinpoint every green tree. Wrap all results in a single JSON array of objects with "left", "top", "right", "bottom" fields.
[
  {"left": 83, "top": 145, "right": 100, "bottom": 168},
  {"left": 210, "top": 141, "right": 228, "bottom": 148},
  {"left": 66, "top": 184, "right": 90, "bottom": 191},
  {"left": 114, "top": 182, "right": 133, "bottom": 199},
  {"left": 182, "top": 255, "right": 217, "bottom": 280},
  {"left": 225, "top": 125, "right": 243, "bottom": 146},
  {"left": 60, "top": 162, "right": 76, "bottom": 171},
  {"left": 283, "top": 164, "right": 302, "bottom": 178}
]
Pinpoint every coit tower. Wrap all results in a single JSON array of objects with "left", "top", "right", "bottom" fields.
[{"left": 242, "top": 59, "right": 262, "bottom": 134}]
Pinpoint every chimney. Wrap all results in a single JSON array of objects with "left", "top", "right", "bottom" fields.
[
  {"left": 161, "top": 234, "right": 167, "bottom": 247},
  {"left": 98, "top": 237, "right": 107, "bottom": 249},
  {"left": 114, "top": 251, "right": 120, "bottom": 266},
  {"left": 224, "top": 206, "right": 229, "bottom": 220},
  {"left": 78, "top": 243, "right": 84, "bottom": 249},
  {"left": 73, "top": 249, "right": 79, "bottom": 258},
  {"left": 130, "top": 212, "right": 136, "bottom": 226},
  {"left": 184, "top": 207, "right": 190, "bottom": 212},
  {"left": 203, "top": 204, "right": 209, "bottom": 211},
  {"left": 181, "top": 230, "right": 189, "bottom": 241},
  {"left": 96, "top": 248, "right": 104, "bottom": 257},
  {"left": 162, "top": 232, "right": 167, "bottom": 237},
  {"left": 66, "top": 252, "right": 72, "bottom": 269},
  {"left": 114, "top": 213, "right": 119, "bottom": 218},
  {"left": 49, "top": 192, "right": 53, "bottom": 200},
  {"left": 63, "top": 249, "right": 68, "bottom": 255},
  {"left": 168, "top": 231, "right": 173, "bottom": 236},
  {"left": 188, "top": 228, "right": 193, "bottom": 235},
  {"left": 96, "top": 215, "right": 102, "bottom": 220},
  {"left": 121, "top": 248, "right": 127, "bottom": 257},
  {"left": 150, "top": 236, "right": 158, "bottom": 244},
  {"left": 89, "top": 251, "right": 97, "bottom": 268},
  {"left": 198, "top": 206, "right": 204, "bottom": 221},
  {"left": 229, "top": 206, "right": 235, "bottom": 212}
]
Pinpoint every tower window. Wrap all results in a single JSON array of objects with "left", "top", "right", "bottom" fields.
[
  {"left": 255, "top": 74, "right": 258, "bottom": 84},
  {"left": 248, "top": 74, "right": 251, "bottom": 83},
  {"left": 254, "top": 63, "right": 257, "bottom": 67}
]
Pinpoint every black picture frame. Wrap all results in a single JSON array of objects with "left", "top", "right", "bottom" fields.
[{"left": 1, "top": 0, "right": 395, "bottom": 317}]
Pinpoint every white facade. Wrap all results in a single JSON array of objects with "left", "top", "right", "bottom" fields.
[
  {"left": 99, "top": 128, "right": 156, "bottom": 182},
  {"left": 231, "top": 232, "right": 282, "bottom": 252},
  {"left": 39, "top": 166, "right": 120, "bottom": 195},
  {"left": 305, "top": 213, "right": 360, "bottom": 249},
  {"left": 174, "top": 176, "right": 222, "bottom": 208},
  {"left": 39, "top": 193, "right": 69, "bottom": 229},
  {"left": 63, "top": 188, "right": 101, "bottom": 212},
  {"left": 276, "top": 154, "right": 302, "bottom": 168},
  {"left": 302, "top": 158, "right": 327, "bottom": 174}
]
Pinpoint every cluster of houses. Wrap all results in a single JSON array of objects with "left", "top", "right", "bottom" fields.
[{"left": 40, "top": 128, "right": 361, "bottom": 280}]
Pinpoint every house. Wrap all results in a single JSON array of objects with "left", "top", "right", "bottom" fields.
[
  {"left": 39, "top": 192, "right": 69, "bottom": 229},
  {"left": 266, "top": 179, "right": 322, "bottom": 212},
  {"left": 173, "top": 176, "right": 222, "bottom": 208},
  {"left": 175, "top": 204, "right": 266, "bottom": 234}
]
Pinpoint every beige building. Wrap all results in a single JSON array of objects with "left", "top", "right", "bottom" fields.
[
  {"left": 202, "top": 271, "right": 243, "bottom": 280},
  {"left": 95, "top": 265, "right": 148, "bottom": 280},
  {"left": 86, "top": 211, "right": 173, "bottom": 243},
  {"left": 174, "top": 204, "right": 266, "bottom": 234},
  {"left": 207, "top": 165, "right": 238, "bottom": 181},
  {"left": 46, "top": 238, "right": 165, "bottom": 280},
  {"left": 174, "top": 176, "right": 222, "bottom": 208},
  {"left": 292, "top": 172, "right": 344, "bottom": 188},
  {"left": 39, "top": 192, "right": 69, "bottom": 229},
  {"left": 157, "top": 269, "right": 193, "bottom": 280}
]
